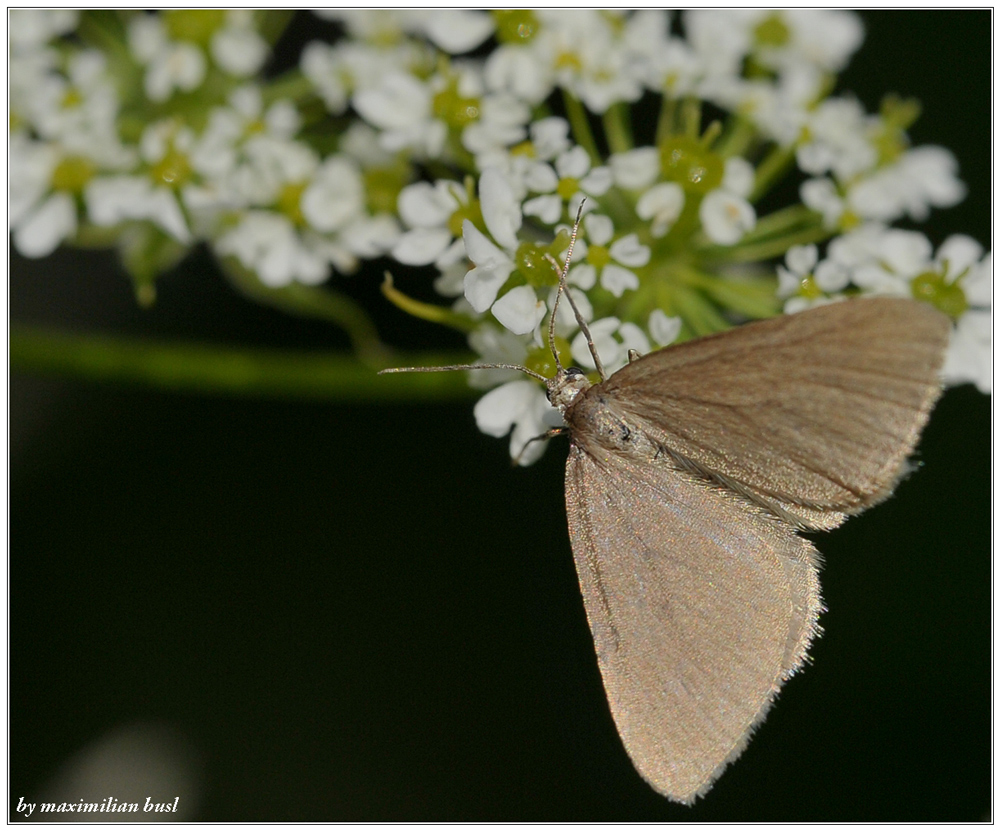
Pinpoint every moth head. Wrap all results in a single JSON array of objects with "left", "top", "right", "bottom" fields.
[{"left": 546, "top": 366, "right": 591, "bottom": 413}]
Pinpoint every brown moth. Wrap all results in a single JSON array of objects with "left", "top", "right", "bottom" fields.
[{"left": 381, "top": 219, "right": 951, "bottom": 803}]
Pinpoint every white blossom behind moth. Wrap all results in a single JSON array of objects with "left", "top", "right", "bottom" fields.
[{"left": 380, "top": 220, "right": 951, "bottom": 803}]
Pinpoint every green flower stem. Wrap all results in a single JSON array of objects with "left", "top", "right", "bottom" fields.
[
  {"left": 678, "top": 266, "right": 781, "bottom": 319},
  {"left": 11, "top": 326, "right": 478, "bottom": 402},
  {"left": 680, "top": 96, "right": 702, "bottom": 139},
  {"left": 603, "top": 102, "right": 633, "bottom": 156},
  {"left": 714, "top": 115, "right": 755, "bottom": 159},
  {"left": 750, "top": 144, "right": 797, "bottom": 202},
  {"left": 656, "top": 97, "right": 677, "bottom": 146},
  {"left": 222, "top": 261, "right": 389, "bottom": 365},
  {"left": 698, "top": 223, "right": 832, "bottom": 265},
  {"left": 672, "top": 285, "right": 731, "bottom": 336},
  {"left": 381, "top": 273, "right": 477, "bottom": 333},
  {"left": 740, "top": 203, "right": 819, "bottom": 243},
  {"left": 562, "top": 91, "right": 602, "bottom": 165}
]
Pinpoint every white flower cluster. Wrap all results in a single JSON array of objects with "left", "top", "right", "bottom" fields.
[
  {"left": 10, "top": 10, "right": 403, "bottom": 287},
  {"left": 8, "top": 10, "right": 990, "bottom": 462}
]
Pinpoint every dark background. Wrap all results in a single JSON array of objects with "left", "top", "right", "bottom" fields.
[{"left": 11, "top": 11, "right": 991, "bottom": 821}]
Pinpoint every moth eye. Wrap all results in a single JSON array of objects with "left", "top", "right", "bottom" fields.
[{"left": 566, "top": 367, "right": 585, "bottom": 378}]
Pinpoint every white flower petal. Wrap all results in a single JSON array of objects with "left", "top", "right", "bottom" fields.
[
  {"left": 936, "top": 234, "right": 984, "bottom": 279},
  {"left": 580, "top": 165, "right": 613, "bottom": 195},
  {"left": 522, "top": 194, "right": 562, "bottom": 225},
  {"left": 567, "top": 263, "right": 597, "bottom": 291},
  {"left": 609, "top": 148, "right": 659, "bottom": 190},
  {"left": 392, "top": 227, "right": 453, "bottom": 266},
  {"left": 211, "top": 26, "right": 268, "bottom": 76},
  {"left": 556, "top": 145, "right": 591, "bottom": 179},
  {"left": 609, "top": 233, "right": 650, "bottom": 268},
  {"left": 722, "top": 156, "right": 755, "bottom": 197},
  {"left": 491, "top": 285, "right": 546, "bottom": 335},
  {"left": 786, "top": 243, "right": 819, "bottom": 274},
  {"left": 583, "top": 213, "right": 614, "bottom": 246},
  {"left": 479, "top": 167, "right": 521, "bottom": 250},
  {"left": 600, "top": 263, "right": 640, "bottom": 298},
  {"left": 636, "top": 182, "right": 685, "bottom": 237},
  {"left": 571, "top": 317, "right": 621, "bottom": 370},
  {"left": 648, "top": 309, "right": 682, "bottom": 347},
  {"left": 473, "top": 380, "right": 539, "bottom": 437},
  {"left": 14, "top": 191, "right": 76, "bottom": 258},
  {"left": 422, "top": 10, "right": 494, "bottom": 53}
]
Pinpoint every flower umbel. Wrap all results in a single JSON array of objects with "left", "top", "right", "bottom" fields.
[{"left": 9, "top": 10, "right": 990, "bottom": 461}]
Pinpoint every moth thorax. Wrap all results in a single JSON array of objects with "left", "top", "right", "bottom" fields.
[{"left": 547, "top": 367, "right": 592, "bottom": 415}]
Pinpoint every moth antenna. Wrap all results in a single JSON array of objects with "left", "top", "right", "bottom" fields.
[
  {"left": 379, "top": 362, "right": 547, "bottom": 382},
  {"left": 545, "top": 200, "right": 606, "bottom": 380}
]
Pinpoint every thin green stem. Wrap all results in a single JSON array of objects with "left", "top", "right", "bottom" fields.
[
  {"left": 11, "top": 326, "right": 478, "bottom": 402},
  {"left": 562, "top": 91, "right": 601, "bottom": 165},
  {"left": 750, "top": 144, "right": 797, "bottom": 203},
  {"left": 656, "top": 96, "right": 677, "bottom": 146},
  {"left": 699, "top": 225, "right": 832, "bottom": 265},
  {"left": 680, "top": 96, "right": 702, "bottom": 139},
  {"left": 603, "top": 102, "right": 633, "bottom": 156},
  {"left": 222, "top": 261, "right": 390, "bottom": 365},
  {"left": 739, "top": 204, "right": 819, "bottom": 244},
  {"left": 713, "top": 115, "right": 755, "bottom": 159}
]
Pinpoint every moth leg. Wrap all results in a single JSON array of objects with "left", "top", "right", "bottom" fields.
[
  {"left": 512, "top": 427, "right": 567, "bottom": 467},
  {"left": 627, "top": 349, "right": 643, "bottom": 363}
]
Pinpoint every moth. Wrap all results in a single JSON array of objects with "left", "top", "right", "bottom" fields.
[{"left": 381, "top": 222, "right": 951, "bottom": 803}]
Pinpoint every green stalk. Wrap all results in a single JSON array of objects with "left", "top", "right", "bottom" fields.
[
  {"left": 11, "top": 326, "right": 478, "bottom": 402},
  {"left": 222, "top": 261, "right": 390, "bottom": 365},
  {"left": 603, "top": 102, "right": 633, "bottom": 156},
  {"left": 562, "top": 91, "right": 602, "bottom": 165}
]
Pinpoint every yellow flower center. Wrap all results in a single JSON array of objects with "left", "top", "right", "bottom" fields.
[{"left": 51, "top": 155, "right": 96, "bottom": 194}]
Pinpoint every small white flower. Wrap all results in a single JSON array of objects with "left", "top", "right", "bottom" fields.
[
  {"left": 522, "top": 145, "right": 613, "bottom": 224},
  {"left": 636, "top": 182, "right": 685, "bottom": 238},
  {"left": 801, "top": 177, "right": 844, "bottom": 228},
  {"left": 473, "top": 380, "right": 561, "bottom": 466},
  {"left": 86, "top": 176, "right": 192, "bottom": 243},
  {"left": 698, "top": 156, "right": 757, "bottom": 245},
  {"left": 610, "top": 147, "right": 660, "bottom": 191},
  {"left": 215, "top": 211, "right": 329, "bottom": 287},
  {"left": 210, "top": 11, "right": 268, "bottom": 77},
  {"left": 300, "top": 155, "right": 365, "bottom": 234},
  {"left": 9, "top": 9, "right": 78, "bottom": 52},
  {"left": 529, "top": 117, "right": 572, "bottom": 161},
  {"left": 418, "top": 10, "right": 495, "bottom": 54},
  {"left": 941, "top": 311, "right": 991, "bottom": 394},
  {"left": 392, "top": 180, "right": 468, "bottom": 267},
  {"left": 936, "top": 236, "right": 990, "bottom": 307},
  {"left": 567, "top": 214, "right": 649, "bottom": 298},
  {"left": 848, "top": 146, "right": 967, "bottom": 223},
  {"left": 796, "top": 96, "right": 876, "bottom": 181},
  {"left": 700, "top": 190, "right": 756, "bottom": 245},
  {"left": 776, "top": 243, "right": 818, "bottom": 297},
  {"left": 128, "top": 15, "right": 207, "bottom": 103},
  {"left": 463, "top": 92, "right": 530, "bottom": 164},
  {"left": 533, "top": 11, "right": 644, "bottom": 113},
  {"left": 571, "top": 316, "right": 650, "bottom": 375}
]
